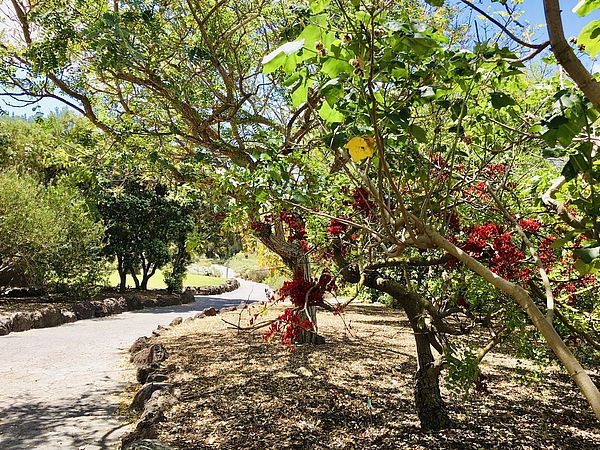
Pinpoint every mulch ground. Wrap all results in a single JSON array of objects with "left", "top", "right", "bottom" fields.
[{"left": 143, "top": 303, "right": 600, "bottom": 450}]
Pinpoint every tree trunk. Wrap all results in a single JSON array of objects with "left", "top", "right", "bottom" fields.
[
  {"left": 130, "top": 268, "right": 140, "bottom": 289},
  {"left": 117, "top": 256, "right": 127, "bottom": 292},
  {"left": 297, "top": 305, "right": 326, "bottom": 345},
  {"left": 413, "top": 332, "right": 452, "bottom": 430}
]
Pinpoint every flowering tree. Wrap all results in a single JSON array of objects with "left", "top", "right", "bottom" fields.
[{"left": 255, "top": 0, "right": 600, "bottom": 428}]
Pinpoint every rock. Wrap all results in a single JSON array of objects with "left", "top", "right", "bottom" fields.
[
  {"left": 72, "top": 301, "right": 95, "bottom": 320},
  {"left": 10, "top": 312, "right": 35, "bottom": 332},
  {"left": 60, "top": 310, "right": 77, "bottom": 323},
  {"left": 202, "top": 307, "right": 218, "bottom": 317},
  {"left": 183, "top": 317, "right": 194, "bottom": 324},
  {"left": 137, "top": 363, "right": 160, "bottom": 384},
  {"left": 122, "top": 439, "right": 176, "bottom": 450},
  {"left": 91, "top": 300, "right": 110, "bottom": 317},
  {"left": 169, "top": 317, "right": 183, "bottom": 327},
  {"left": 129, "top": 382, "right": 174, "bottom": 411},
  {"left": 131, "top": 344, "right": 168, "bottom": 368},
  {"left": 146, "top": 372, "right": 168, "bottom": 383},
  {"left": 180, "top": 287, "right": 196, "bottom": 304},
  {"left": 125, "top": 295, "right": 144, "bottom": 310},
  {"left": 129, "top": 336, "right": 150, "bottom": 355},
  {"left": 0, "top": 317, "right": 12, "bottom": 336},
  {"left": 193, "top": 312, "right": 205, "bottom": 319},
  {"left": 36, "top": 307, "right": 63, "bottom": 328}
]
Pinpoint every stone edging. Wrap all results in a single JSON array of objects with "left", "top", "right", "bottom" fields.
[
  {"left": 0, "top": 278, "right": 240, "bottom": 337},
  {"left": 120, "top": 302, "right": 241, "bottom": 450}
]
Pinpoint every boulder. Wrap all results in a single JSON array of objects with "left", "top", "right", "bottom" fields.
[
  {"left": 0, "top": 317, "right": 12, "bottom": 336},
  {"left": 129, "top": 336, "right": 150, "bottom": 355},
  {"left": 137, "top": 363, "right": 160, "bottom": 384},
  {"left": 180, "top": 287, "right": 196, "bottom": 304},
  {"left": 202, "top": 307, "right": 218, "bottom": 317},
  {"left": 131, "top": 344, "right": 168, "bottom": 368},
  {"left": 129, "top": 382, "right": 174, "bottom": 411},
  {"left": 146, "top": 372, "right": 168, "bottom": 383},
  {"left": 125, "top": 295, "right": 144, "bottom": 310},
  {"left": 169, "top": 317, "right": 183, "bottom": 327},
  {"left": 72, "top": 301, "right": 95, "bottom": 320},
  {"left": 61, "top": 310, "right": 77, "bottom": 323},
  {"left": 36, "top": 307, "right": 63, "bottom": 328},
  {"left": 10, "top": 312, "right": 35, "bottom": 332},
  {"left": 194, "top": 312, "right": 205, "bottom": 319}
]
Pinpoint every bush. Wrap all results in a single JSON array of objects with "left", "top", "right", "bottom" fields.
[{"left": 0, "top": 170, "right": 107, "bottom": 295}]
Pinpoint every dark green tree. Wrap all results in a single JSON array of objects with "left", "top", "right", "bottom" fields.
[{"left": 97, "top": 179, "right": 196, "bottom": 292}]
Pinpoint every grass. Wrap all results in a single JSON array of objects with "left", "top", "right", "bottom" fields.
[{"left": 106, "top": 268, "right": 226, "bottom": 290}]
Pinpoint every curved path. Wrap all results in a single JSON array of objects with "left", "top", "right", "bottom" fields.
[{"left": 0, "top": 278, "right": 269, "bottom": 450}]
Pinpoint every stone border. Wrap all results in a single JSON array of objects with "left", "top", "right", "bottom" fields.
[
  {"left": 120, "top": 302, "right": 240, "bottom": 450},
  {"left": 0, "top": 278, "right": 240, "bottom": 337}
]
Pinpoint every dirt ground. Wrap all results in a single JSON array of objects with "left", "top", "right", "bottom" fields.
[{"left": 146, "top": 303, "right": 600, "bottom": 450}]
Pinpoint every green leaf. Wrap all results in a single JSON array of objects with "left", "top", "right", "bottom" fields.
[
  {"left": 322, "top": 58, "right": 353, "bottom": 78},
  {"left": 291, "top": 76, "right": 314, "bottom": 108},
  {"left": 410, "top": 124, "right": 427, "bottom": 143},
  {"left": 573, "top": 0, "right": 600, "bottom": 16},
  {"left": 425, "top": 0, "right": 444, "bottom": 5},
  {"left": 573, "top": 245, "right": 600, "bottom": 263},
  {"left": 310, "top": 0, "right": 331, "bottom": 13},
  {"left": 318, "top": 101, "right": 344, "bottom": 123},
  {"left": 319, "top": 78, "right": 343, "bottom": 106},
  {"left": 262, "top": 40, "right": 305, "bottom": 73},
  {"left": 562, "top": 153, "right": 591, "bottom": 181},
  {"left": 578, "top": 19, "right": 600, "bottom": 57},
  {"left": 490, "top": 92, "right": 516, "bottom": 109}
]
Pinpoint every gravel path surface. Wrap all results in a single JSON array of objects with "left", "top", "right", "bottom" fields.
[{"left": 0, "top": 277, "right": 269, "bottom": 450}]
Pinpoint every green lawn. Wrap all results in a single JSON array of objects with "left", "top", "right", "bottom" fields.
[{"left": 106, "top": 268, "right": 226, "bottom": 290}]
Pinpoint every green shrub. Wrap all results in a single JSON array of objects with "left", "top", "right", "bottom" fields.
[{"left": 0, "top": 169, "right": 107, "bottom": 295}]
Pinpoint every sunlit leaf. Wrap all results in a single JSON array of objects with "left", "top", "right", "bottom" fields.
[
  {"left": 577, "top": 19, "right": 600, "bottom": 57},
  {"left": 573, "top": 0, "right": 600, "bottom": 16},
  {"left": 262, "top": 40, "right": 305, "bottom": 73}
]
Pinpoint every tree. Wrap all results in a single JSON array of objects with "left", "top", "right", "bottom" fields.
[
  {"left": 97, "top": 178, "right": 196, "bottom": 292},
  {"left": 254, "top": 0, "right": 600, "bottom": 426}
]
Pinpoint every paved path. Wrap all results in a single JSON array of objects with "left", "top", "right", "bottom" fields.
[{"left": 0, "top": 278, "right": 269, "bottom": 450}]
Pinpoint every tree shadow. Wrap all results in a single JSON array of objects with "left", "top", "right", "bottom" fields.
[{"left": 0, "top": 387, "right": 130, "bottom": 450}]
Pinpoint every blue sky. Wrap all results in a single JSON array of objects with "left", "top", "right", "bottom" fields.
[{"left": 1, "top": 1, "right": 598, "bottom": 117}]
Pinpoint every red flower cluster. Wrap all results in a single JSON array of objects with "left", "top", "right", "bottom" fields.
[
  {"left": 352, "top": 187, "right": 374, "bottom": 216},
  {"left": 482, "top": 163, "right": 507, "bottom": 178},
  {"left": 465, "top": 181, "right": 490, "bottom": 202},
  {"left": 278, "top": 273, "right": 324, "bottom": 307},
  {"left": 538, "top": 235, "right": 557, "bottom": 271},
  {"left": 490, "top": 232, "right": 525, "bottom": 279},
  {"left": 328, "top": 218, "right": 348, "bottom": 235},
  {"left": 263, "top": 308, "right": 314, "bottom": 349},
  {"left": 280, "top": 210, "right": 307, "bottom": 243},
  {"left": 460, "top": 223, "right": 525, "bottom": 280},
  {"left": 518, "top": 218, "right": 541, "bottom": 233}
]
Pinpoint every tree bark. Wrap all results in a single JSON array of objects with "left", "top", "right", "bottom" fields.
[
  {"left": 544, "top": 0, "right": 600, "bottom": 110},
  {"left": 117, "top": 256, "right": 127, "bottom": 292},
  {"left": 413, "top": 332, "right": 452, "bottom": 430}
]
